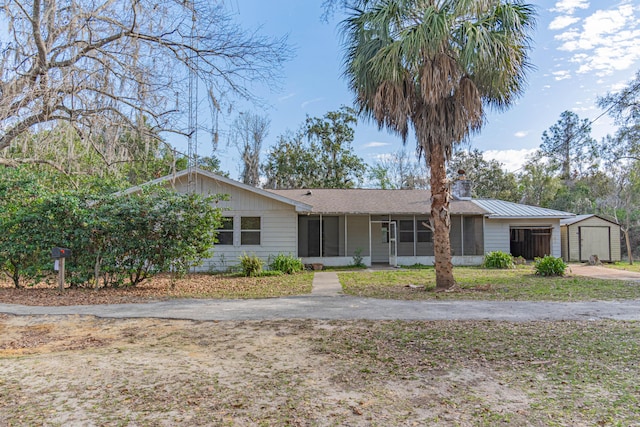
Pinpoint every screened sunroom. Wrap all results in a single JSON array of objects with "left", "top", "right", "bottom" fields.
[{"left": 296, "top": 213, "right": 485, "bottom": 267}]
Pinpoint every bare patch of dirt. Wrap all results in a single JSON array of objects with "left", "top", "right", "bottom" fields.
[
  {"left": 0, "top": 315, "right": 536, "bottom": 426},
  {"left": 0, "top": 272, "right": 312, "bottom": 306}
]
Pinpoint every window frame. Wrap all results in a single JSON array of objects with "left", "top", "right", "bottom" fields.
[
  {"left": 241, "top": 216, "right": 261, "bottom": 246},
  {"left": 416, "top": 219, "right": 433, "bottom": 243},
  {"left": 215, "top": 216, "right": 234, "bottom": 245}
]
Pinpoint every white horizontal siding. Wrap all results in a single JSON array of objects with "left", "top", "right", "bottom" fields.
[
  {"left": 199, "top": 210, "right": 298, "bottom": 271},
  {"left": 396, "top": 256, "right": 484, "bottom": 266},
  {"left": 165, "top": 175, "right": 301, "bottom": 272},
  {"left": 483, "top": 220, "right": 510, "bottom": 254},
  {"left": 299, "top": 255, "right": 484, "bottom": 268}
]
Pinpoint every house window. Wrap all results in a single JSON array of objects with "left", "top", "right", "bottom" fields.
[
  {"left": 399, "top": 220, "right": 414, "bottom": 243},
  {"left": 241, "top": 217, "right": 261, "bottom": 245},
  {"left": 417, "top": 219, "right": 432, "bottom": 242},
  {"left": 215, "top": 217, "right": 233, "bottom": 245}
]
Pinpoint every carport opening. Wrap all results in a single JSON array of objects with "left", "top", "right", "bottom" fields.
[{"left": 510, "top": 227, "right": 551, "bottom": 260}]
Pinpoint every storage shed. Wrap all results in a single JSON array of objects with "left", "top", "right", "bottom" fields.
[{"left": 560, "top": 215, "right": 621, "bottom": 262}]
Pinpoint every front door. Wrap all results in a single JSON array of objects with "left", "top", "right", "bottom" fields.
[
  {"left": 370, "top": 221, "right": 396, "bottom": 266},
  {"left": 389, "top": 221, "right": 397, "bottom": 267}
]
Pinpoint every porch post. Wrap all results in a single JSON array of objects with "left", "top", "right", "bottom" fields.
[
  {"left": 344, "top": 215, "right": 348, "bottom": 257},
  {"left": 319, "top": 214, "right": 323, "bottom": 258},
  {"left": 482, "top": 216, "right": 487, "bottom": 255},
  {"left": 295, "top": 214, "right": 299, "bottom": 257},
  {"left": 368, "top": 215, "right": 372, "bottom": 264},
  {"left": 413, "top": 215, "right": 417, "bottom": 257},
  {"left": 460, "top": 215, "right": 464, "bottom": 257}
]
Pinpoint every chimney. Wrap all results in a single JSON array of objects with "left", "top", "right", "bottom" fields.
[{"left": 451, "top": 169, "right": 472, "bottom": 200}]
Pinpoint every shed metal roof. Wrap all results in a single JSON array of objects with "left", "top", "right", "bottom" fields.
[
  {"left": 560, "top": 214, "right": 619, "bottom": 226},
  {"left": 472, "top": 199, "right": 574, "bottom": 219}
]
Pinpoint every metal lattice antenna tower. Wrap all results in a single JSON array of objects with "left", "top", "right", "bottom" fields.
[{"left": 187, "top": 2, "right": 198, "bottom": 194}]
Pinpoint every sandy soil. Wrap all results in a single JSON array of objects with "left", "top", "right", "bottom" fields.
[
  {"left": 569, "top": 264, "right": 640, "bottom": 281},
  {"left": 0, "top": 314, "right": 532, "bottom": 426}
]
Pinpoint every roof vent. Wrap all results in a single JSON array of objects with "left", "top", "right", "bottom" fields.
[{"left": 305, "top": 190, "right": 312, "bottom": 195}]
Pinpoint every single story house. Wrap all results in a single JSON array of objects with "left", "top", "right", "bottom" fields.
[
  {"left": 560, "top": 214, "right": 621, "bottom": 262},
  {"left": 126, "top": 168, "right": 576, "bottom": 270}
]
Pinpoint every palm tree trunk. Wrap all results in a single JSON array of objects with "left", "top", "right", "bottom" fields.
[{"left": 427, "top": 141, "right": 456, "bottom": 290}]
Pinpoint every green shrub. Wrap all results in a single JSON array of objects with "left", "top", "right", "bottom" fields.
[
  {"left": 483, "top": 251, "right": 514, "bottom": 269},
  {"left": 351, "top": 247, "right": 365, "bottom": 268},
  {"left": 269, "top": 253, "right": 304, "bottom": 274},
  {"left": 534, "top": 255, "right": 567, "bottom": 276},
  {"left": 240, "top": 253, "right": 264, "bottom": 277}
]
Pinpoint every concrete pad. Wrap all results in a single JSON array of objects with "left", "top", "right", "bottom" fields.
[
  {"left": 311, "top": 272, "right": 342, "bottom": 296},
  {"left": 569, "top": 264, "right": 640, "bottom": 281}
]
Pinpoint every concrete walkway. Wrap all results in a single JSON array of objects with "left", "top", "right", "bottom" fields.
[{"left": 311, "top": 271, "right": 342, "bottom": 296}]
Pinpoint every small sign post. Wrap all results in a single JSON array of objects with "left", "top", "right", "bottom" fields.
[{"left": 51, "top": 247, "right": 72, "bottom": 291}]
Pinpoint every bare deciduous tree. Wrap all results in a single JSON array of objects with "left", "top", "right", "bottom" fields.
[
  {"left": 0, "top": 0, "right": 289, "bottom": 164},
  {"left": 369, "top": 149, "right": 428, "bottom": 189},
  {"left": 229, "top": 111, "right": 269, "bottom": 186}
]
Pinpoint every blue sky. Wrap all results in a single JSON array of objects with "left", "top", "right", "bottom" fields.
[{"left": 185, "top": 1, "right": 640, "bottom": 177}]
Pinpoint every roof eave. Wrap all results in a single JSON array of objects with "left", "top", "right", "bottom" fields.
[
  {"left": 302, "top": 211, "right": 484, "bottom": 215},
  {"left": 485, "top": 215, "right": 574, "bottom": 219},
  {"left": 121, "top": 168, "right": 313, "bottom": 212}
]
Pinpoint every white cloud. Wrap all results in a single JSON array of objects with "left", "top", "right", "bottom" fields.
[
  {"left": 483, "top": 149, "right": 538, "bottom": 172},
  {"left": 552, "top": 70, "right": 572, "bottom": 80},
  {"left": 571, "top": 105, "right": 594, "bottom": 112},
  {"left": 372, "top": 152, "right": 394, "bottom": 162},
  {"left": 553, "top": 3, "right": 640, "bottom": 75},
  {"left": 363, "top": 141, "right": 391, "bottom": 148},
  {"left": 610, "top": 78, "right": 633, "bottom": 92},
  {"left": 550, "top": 0, "right": 590, "bottom": 14},
  {"left": 300, "top": 98, "right": 323, "bottom": 108},
  {"left": 278, "top": 93, "right": 295, "bottom": 102},
  {"left": 548, "top": 15, "right": 580, "bottom": 30},
  {"left": 514, "top": 131, "right": 528, "bottom": 138}
]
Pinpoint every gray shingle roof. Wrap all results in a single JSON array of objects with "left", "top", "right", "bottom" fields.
[
  {"left": 472, "top": 199, "right": 574, "bottom": 219},
  {"left": 268, "top": 189, "right": 487, "bottom": 215}
]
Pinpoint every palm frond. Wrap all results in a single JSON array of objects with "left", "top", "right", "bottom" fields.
[{"left": 341, "top": 0, "right": 536, "bottom": 154}]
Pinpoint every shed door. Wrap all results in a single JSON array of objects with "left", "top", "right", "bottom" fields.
[{"left": 579, "top": 226, "right": 610, "bottom": 262}]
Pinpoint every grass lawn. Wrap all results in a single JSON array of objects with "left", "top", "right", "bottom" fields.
[
  {"left": 339, "top": 265, "right": 640, "bottom": 301},
  {"left": 607, "top": 262, "right": 640, "bottom": 273}
]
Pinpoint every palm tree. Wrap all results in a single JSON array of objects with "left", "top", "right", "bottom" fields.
[{"left": 342, "top": 0, "right": 535, "bottom": 290}]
